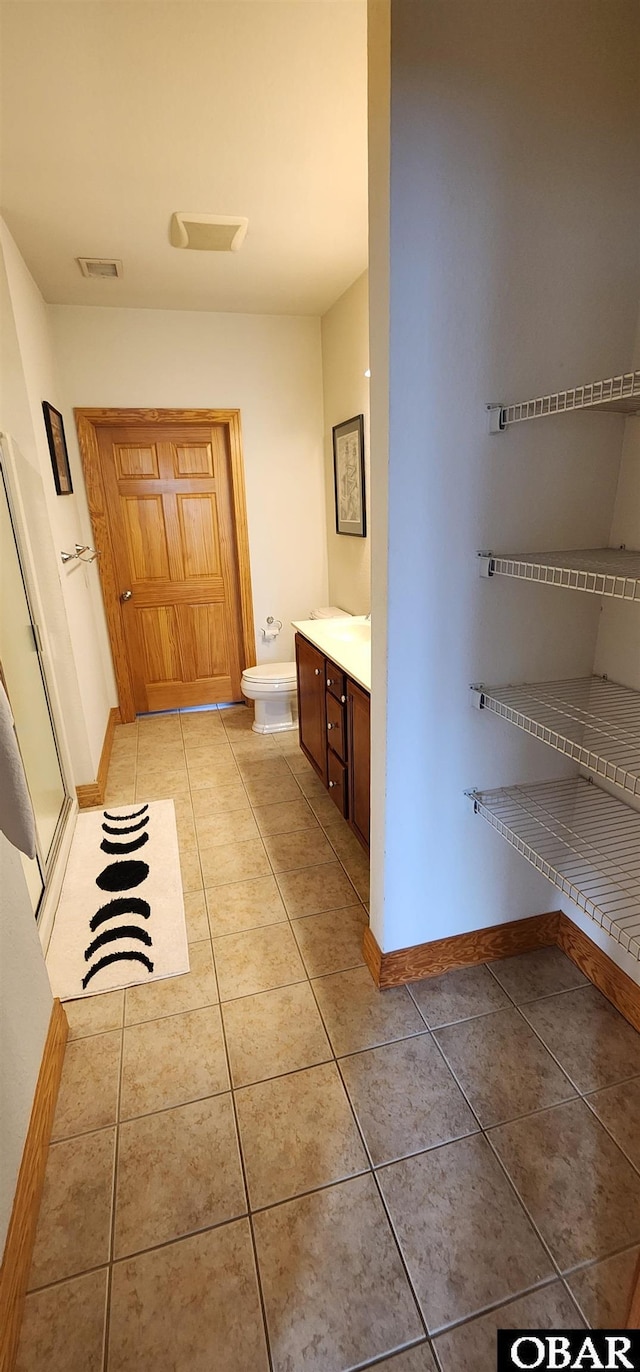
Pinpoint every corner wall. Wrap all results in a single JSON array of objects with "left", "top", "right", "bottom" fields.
[
  {"left": 369, "top": 0, "right": 640, "bottom": 966},
  {"left": 321, "top": 271, "right": 370, "bottom": 612},
  {"left": 50, "top": 304, "right": 328, "bottom": 667}
]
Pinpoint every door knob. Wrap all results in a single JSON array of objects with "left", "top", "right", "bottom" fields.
[{"left": 120, "top": 589, "right": 132, "bottom": 602}]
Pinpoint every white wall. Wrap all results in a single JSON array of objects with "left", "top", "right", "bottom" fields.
[
  {"left": 0, "top": 837, "right": 53, "bottom": 1255},
  {"left": 369, "top": 0, "right": 640, "bottom": 969},
  {"left": 50, "top": 305, "right": 328, "bottom": 666},
  {"left": 1, "top": 221, "right": 115, "bottom": 781},
  {"left": 321, "top": 272, "right": 370, "bottom": 612}
]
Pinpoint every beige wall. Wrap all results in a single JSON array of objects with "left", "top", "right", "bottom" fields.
[
  {"left": 321, "top": 271, "right": 370, "bottom": 612},
  {"left": 50, "top": 304, "right": 329, "bottom": 667}
]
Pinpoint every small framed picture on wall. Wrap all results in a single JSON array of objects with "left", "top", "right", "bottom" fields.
[
  {"left": 42, "top": 401, "right": 73, "bottom": 495},
  {"left": 332, "top": 413, "right": 366, "bottom": 537}
]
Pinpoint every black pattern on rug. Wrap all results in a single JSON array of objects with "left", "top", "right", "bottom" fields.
[{"left": 83, "top": 804, "right": 155, "bottom": 989}]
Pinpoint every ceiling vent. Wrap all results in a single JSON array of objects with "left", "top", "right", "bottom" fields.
[
  {"left": 77, "top": 257, "right": 123, "bottom": 279},
  {"left": 169, "top": 213, "right": 248, "bottom": 253}
]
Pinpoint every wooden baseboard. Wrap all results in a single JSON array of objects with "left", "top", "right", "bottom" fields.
[
  {"left": 557, "top": 915, "right": 640, "bottom": 1033},
  {"left": 76, "top": 705, "right": 121, "bottom": 809},
  {"left": 0, "top": 1000, "right": 68, "bottom": 1372},
  {"left": 364, "top": 911, "right": 561, "bottom": 989}
]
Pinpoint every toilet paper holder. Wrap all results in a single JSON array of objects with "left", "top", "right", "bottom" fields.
[{"left": 260, "top": 616, "right": 282, "bottom": 642}]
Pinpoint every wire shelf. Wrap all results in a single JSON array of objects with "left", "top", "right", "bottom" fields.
[
  {"left": 470, "top": 777, "right": 640, "bottom": 961},
  {"left": 476, "top": 676, "right": 640, "bottom": 798},
  {"left": 486, "top": 548, "right": 640, "bottom": 601},
  {"left": 490, "top": 369, "right": 640, "bottom": 431}
]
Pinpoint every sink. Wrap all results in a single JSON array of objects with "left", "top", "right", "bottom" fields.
[{"left": 325, "top": 620, "right": 371, "bottom": 644}]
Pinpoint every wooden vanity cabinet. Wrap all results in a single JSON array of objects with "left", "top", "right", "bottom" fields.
[
  {"left": 295, "top": 635, "right": 327, "bottom": 783},
  {"left": 295, "top": 632, "right": 370, "bottom": 852}
]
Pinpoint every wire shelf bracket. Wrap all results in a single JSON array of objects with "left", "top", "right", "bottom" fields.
[
  {"left": 477, "top": 548, "right": 640, "bottom": 602},
  {"left": 488, "top": 369, "right": 640, "bottom": 433},
  {"left": 468, "top": 777, "right": 640, "bottom": 962},
  {"left": 471, "top": 676, "right": 640, "bottom": 798}
]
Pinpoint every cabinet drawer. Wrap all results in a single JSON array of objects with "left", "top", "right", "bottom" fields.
[
  {"left": 326, "top": 692, "right": 346, "bottom": 761},
  {"left": 327, "top": 748, "right": 347, "bottom": 817},
  {"left": 325, "top": 660, "right": 346, "bottom": 703}
]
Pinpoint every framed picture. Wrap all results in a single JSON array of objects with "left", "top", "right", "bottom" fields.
[
  {"left": 42, "top": 401, "right": 73, "bottom": 495},
  {"left": 332, "top": 413, "right": 366, "bottom": 537}
]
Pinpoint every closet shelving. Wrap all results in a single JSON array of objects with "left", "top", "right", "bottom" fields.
[
  {"left": 470, "top": 676, "right": 640, "bottom": 798},
  {"left": 478, "top": 547, "right": 640, "bottom": 601},
  {"left": 468, "top": 779, "right": 640, "bottom": 961},
  {"left": 472, "top": 369, "right": 640, "bottom": 962},
  {"left": 488, "top": 368, "right": 640, "bottom": 432}
]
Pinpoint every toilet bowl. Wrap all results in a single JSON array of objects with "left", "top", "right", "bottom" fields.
[{"left": 240, "top": 662, "right": 298, "bottom": 734}]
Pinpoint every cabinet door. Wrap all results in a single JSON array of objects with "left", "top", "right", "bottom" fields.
[
  {"left": 347, "top": 679, "right": 370, "bottom": 852},
  {"left": 327, "top": 748, "right": 348, "bottom": 817},
  {"left": 295, "top": 634, "right": 327, "bottom": 783}
]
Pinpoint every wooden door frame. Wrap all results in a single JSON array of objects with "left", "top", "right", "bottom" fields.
[{"left": 74, "top": 408, "right": 256, "bottom": 722}]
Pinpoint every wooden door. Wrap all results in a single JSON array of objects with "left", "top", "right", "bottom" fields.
[
  {"left": 347, "top": 679, "right": 370, "bottom": 852},
  {"left": 84, "top": 414, "right": 253, "bottom": 716},
  {"left": 295, "top": 634, "right": 327, "bottom": 783}
]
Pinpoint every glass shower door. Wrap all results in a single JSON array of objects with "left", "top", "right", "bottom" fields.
[{"left": 0, "top": 463, "right": 67, "bottom": 912}]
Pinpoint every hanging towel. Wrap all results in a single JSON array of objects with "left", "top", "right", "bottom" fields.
[{"left": 0, "top": 680, "right": 36, "bottom": 858}]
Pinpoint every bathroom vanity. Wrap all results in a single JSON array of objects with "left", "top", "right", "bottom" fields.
[{"left": 292, "top": 618, "right": 370, "bottom": 853}]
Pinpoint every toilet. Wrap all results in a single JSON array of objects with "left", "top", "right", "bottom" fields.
[{"left": 241, "top": 607, "right": 351, "bottom": 734}]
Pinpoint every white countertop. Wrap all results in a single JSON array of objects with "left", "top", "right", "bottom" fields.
[{"left": 292, "top": 617, "right": 371, "bottom": 693}]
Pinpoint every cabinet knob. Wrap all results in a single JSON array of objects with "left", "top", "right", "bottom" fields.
[
  {"left": 326, "top": 678, "right": 333, "bottom": 687},
  {"left": 314, "top": 668, "right": 321, "bottom": 676},
  {"left": 340, "top": 694, "right": 346, "bottom": 704},
  {"left": 328, "top": 780, "right": 336, "bottom": 788},
  {"left": 327, "top": 722, "right": 334, "bottom": 730}
]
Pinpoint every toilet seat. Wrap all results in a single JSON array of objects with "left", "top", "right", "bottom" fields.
[{"left": 242, "top": 662, "right": 296, "bottom": 688}]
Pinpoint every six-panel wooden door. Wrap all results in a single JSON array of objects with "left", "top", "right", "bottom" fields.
[{"left": 95, "top": 420, "right": 246, "bottom": 713}]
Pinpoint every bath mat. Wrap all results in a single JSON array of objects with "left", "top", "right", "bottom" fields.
[{"left": 47, "top": 799, "right": 189, "bottom": 1000}]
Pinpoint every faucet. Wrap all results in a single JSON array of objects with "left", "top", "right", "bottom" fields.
[{"left": 364, "top": 612, "right": 371, "bottom": 621}]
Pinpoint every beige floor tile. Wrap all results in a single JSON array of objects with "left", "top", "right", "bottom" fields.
[
  {"left": 120, "top": 1005, "right": 228, "bottom": 1118},
  {"left": 219, "top": 703, "right": 254, "bottom": 727},
  {"left": 409, "top": 964, "right": 511, "bottom": 1028},
  {"left": 52, "top": 1030, "right": 121, "bottom": 1140},
  {"left": 434, "top": 1282, "right": 583, "bottom": 1371},
  {"left": 200, "top": 836, "right": 270, "bottom": 888},
  {"left": 230, "top": 735, "right": 282, "bottom": 760},
  {"left": 490, "top": 1098, "right": 640, "bottom": 1269},
  {"left": 222, "top": 981, "right": 332, "bottom": 1087},
  {"left": 179, "top": 846, "right": 203, "bottom": 894},
  {"left": 16, "top": 1269, "right": 108, "bottom": 1372},
  {"left": 187, "top": 758, "right": 240, "bottom": 790},
  {"left": 283, "top": 748, "right": 315, "bottom": 775},
  {"left": 236, "top": 1062, "right": 368, "bottom": 1208},
  {"left": 372, "top": 1348, "right": 437, "bottom": 1372},
  {"left": 277, "top": 860, "right": 358, "bottom": 918},
  {"left": 264, "top": 827, "right": 335, "bottom": 873},
  {"left": 206, "top": 874, "right": 287, "bottom": 936},
  {"left": 183, "top": 890, "right": 209, "bottom": 943},
  {"left": 63, "top": 990, "right": 124, "bottom": 1040},
  {"left": 341, "top": 853, "right": 370, "bottom": 903},
  {"left": 294, "top": 769, "right": 329, "bottom": 800},
  {"left": 291, "top": 904, "right": 367, "bottom": 977},
  {"left": 191, "top": 779, "right": 250, "bottom": 815},
  {"left": 183, "top": 738, "right": 234, "bottom": 763},
  {"left": 104, "top": 784, "right": 136, "bottom": 806},
  {"left": 585, "top": 1074, "right": 640, "bottom": 1167},
  {"left": 252, "top": 798, "right": 318, "bottom": 836},
  {"left": 195, "top": 807, "right": 259, "bottom": 848},
  {"left": 378, "top": 1133, "right": 552, "bottom": 1332},
  {"left": 308, "top": 791, "right": 345, "bottom": 826},
  {"left": 242, "top": 773, "right": 302, "bottom": 806},
  {"left": 136, "top": 762, "right": 189, "bottom": 791},
  {"left": 488, "top": 946, "right": 588, "bottom": 1003},
  {"left": 108, "top": 1220, "right": 268, "bottom": 1372},
  {"left": 28, "top": 1129, "right": 115, "bottom": 1289},
  {"left": 567, "top": 1245, "right": 640, "bottom": 1327},
  {"left": 522, "top": 985, "right": 640, "bottom": 1092},
  {"left": 106, "top": 760, "right": 137, "bottom": 789},
  {"left": 125, "top": 941, "right": 218, "bottom": 1024},
  {"left": 435, "top": 1007, "right": 576, "bottom": 1127},
  {"left": 323, "top": 818, "right": 366, "bottom": 865},
  {"left": 340, "top": 1033, "right": 478, "bottom": 1166},
  {"left": 214, "top": 922, "right": 306, "bottom": 1000},
  {"left": 136, "top": 739, "right": 185, "bottom": 765},
  {"left": 253, "top": 1174, "right": 424, "bottom": 1372},
  {"left": 136, "top": 775, "right": 189, "bottom": 801},
  {"left": 180, "top": 706, "right": 224, "bottom": 733},
  {"left": 114, "top": 1094, "right": 246, "bottom": 1257},
  {"left": 312, "top": 966, "right": 425, "bottom": 1056},
  {"left": 236, "top": 754, "right": 292, "bottom": 781}
]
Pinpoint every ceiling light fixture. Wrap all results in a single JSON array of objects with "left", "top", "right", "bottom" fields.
[{"left": 169, "top": 213, "right": 248, "bottom": 253}]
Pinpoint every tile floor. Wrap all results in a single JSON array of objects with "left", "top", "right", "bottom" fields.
[{"left": 17, "top": 705, "right": 640, "bottom": 1371}]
